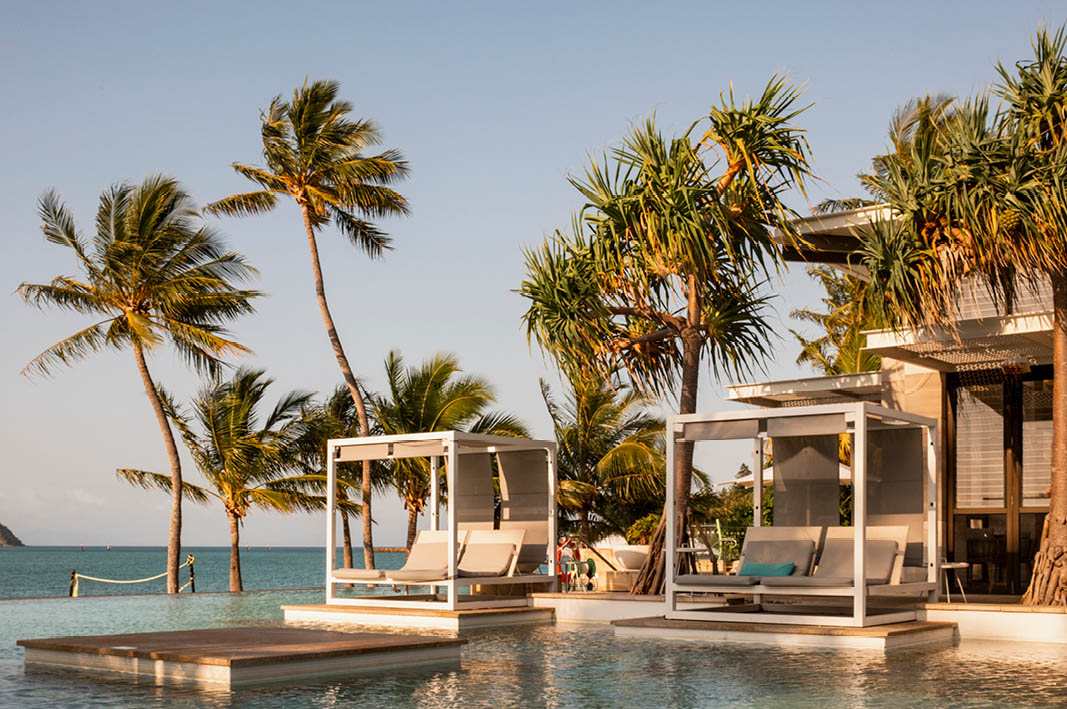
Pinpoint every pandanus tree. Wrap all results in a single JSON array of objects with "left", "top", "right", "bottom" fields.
[
  {"left": 118, "top": 369, "right": 329, "bottom": 592},
  {"left": 520, "top": 77, "right": 813, "bottom": 593},
  {"left": 18, "top": 176, "right": 259, "bottom": 592},
  {"left": 207, "top": 79, "right": 409, "bottom": 570},
  {"left": 371, "top": 351, "right": 528, "bottom": 549},
  {"left": 857, "top": 27, "right": 1067, "bottom": 605},
  {"left": 542, "top": 376, "right": 667, "bottom": 544}
]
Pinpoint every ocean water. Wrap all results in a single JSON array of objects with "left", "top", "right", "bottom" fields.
[
  {"left": 2, "top": 589, "right": 1067, "bottom": 707},
  {"left": 0, "top": 547, "right": 405, "bottom": 599}
]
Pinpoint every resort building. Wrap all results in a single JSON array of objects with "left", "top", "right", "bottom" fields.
[{"left": 727, "top": 205, "right": 1053, "bottom": 595}]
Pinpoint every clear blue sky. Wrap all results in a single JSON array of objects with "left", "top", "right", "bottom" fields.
[{"left": 1, "top": 1, "right": 1061, "bottom": 546}]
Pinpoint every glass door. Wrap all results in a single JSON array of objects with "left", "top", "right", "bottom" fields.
[{"left": 950, "top": 368, "right": 1051, "bottom": 594}]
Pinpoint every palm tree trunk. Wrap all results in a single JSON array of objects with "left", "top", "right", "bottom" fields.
[
  {"left": 579, "top": 508, "right": 592, "bottom": 546},
  {"left": 340, "top": 511, "right": 354, "bottom": 569},
  {"left": 406, "top": 507, "right": 419, "bottom": 551},
  {"left": 632, "top": 331, "right": 700, "bottom": 594},
  {"left": 132, "top": 342, "right": 183, "bottom": 594},
  {"left": 301, "top": 204, "right": 375, "bottom": 570},
  {"left": 228, "top": 511, "right": 243, "bottom": 593},
  {"left": 1023, "top": 273, "right": 1067, "bottom": 605}
]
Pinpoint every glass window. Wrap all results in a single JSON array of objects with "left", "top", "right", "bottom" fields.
[
  {"left": 955, "top": 383, "right": 1004, "bottom": 508},
  {"left": 1022, "top": 380, "right": 1052, "bottom": 509}
]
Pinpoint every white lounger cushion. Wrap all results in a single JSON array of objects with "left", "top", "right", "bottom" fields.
[
  {"left": 456, "top": 529, "right": 524, "bottom": 578},
  {"left": 332, "top": 568, "right": 385, "bottom": 580},
  {"left": 457, "top": 543, "right": 517, "bottom": 577},
  {"left": 760, "top": 575, "right": 888, "bottom": 587},
  {"left": 814, "top": 539, "right": 898, "bottom": 584},
  {"left": 675, "top": 574, "right": 759, "bottom": 586},
  {"left": 741, "top": 540, "right": 814, "bottom": 576}
]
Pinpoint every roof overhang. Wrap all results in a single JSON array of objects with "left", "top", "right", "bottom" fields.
[
  {"left": 726, "top": 371, "right": 885, "bottom": 408},
  {"left": 779, "top": 204, "right": 895, "bottom": 277},
  {"left": 863, "top": 312, "right": 1053, "bottom": 372},
  {"left": 330, "top": 431, "right": 556, "bottom": 462}
]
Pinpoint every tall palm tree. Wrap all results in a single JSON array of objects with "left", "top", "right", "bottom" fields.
[
  {"left": 790, "top": 265, "right": 884, "bottom": 376},
  {"left": 18, "top": 176, "right": 260, "bottom": 592},
  {"left": 858, "top": 26, "right": 1067, "bottom": 604},
  {"left": 296, "top": 385, "right": 392, "bottom": 569},
  {"left": 206, "top": 79, "right": 409, "bottom": 569},
  {"left": 371, "top": 351, "right": 528, "bottom": 549},
  {"left": 542, "top": 376, "right": 666, "bottom": 544},
  {"left": 520, "top": 77, "right": 813, "bottom": 593},
  {"left": 119, "top": 369, "right": 328, "bottom": 592}
]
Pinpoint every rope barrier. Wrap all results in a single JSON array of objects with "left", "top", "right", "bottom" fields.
[{"left": 70, "top": 555, "right": 195, "bottom": 597}]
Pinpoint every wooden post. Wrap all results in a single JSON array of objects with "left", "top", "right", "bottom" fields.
[
  {"left": 446, "top": 435, "right": 458, "bottom": 610},
  {"left": 69, "top": 570, "right": 77, "bottom": 598},
  {"left": 430, "top": 456, "right": 440, "bottom": 532},
  {"left": 187, "top": 554, "right": 196, "bottom": 593},
  {"left": 325, "top": 442, "right": 337, "bottom": 604},
  {"left": 853, "top": 403, "right": 868, "bottom": 626},
  {"left": 665, "top": 419, "right": 678, "bottom": 617}
]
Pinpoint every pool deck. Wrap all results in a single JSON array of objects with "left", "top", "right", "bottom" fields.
[
  {"left": 613, "top": 615, "right": 957, "bottom": 650},
  {"left": 18, "top": 627, "right": 464, "bottom": 687},
  {"left": 283, "top": 599, "right": 555, "bottom": 631}
]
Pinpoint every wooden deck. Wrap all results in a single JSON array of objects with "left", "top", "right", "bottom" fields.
[
  {"left": 18, "top": 627, "right": 464, "bottom": 687},
  {"left": 283, "top": 601, "right": 555, "bottom": 631},
  {"left": 612, "top": 615, "right": 957, "bottom": 650}
]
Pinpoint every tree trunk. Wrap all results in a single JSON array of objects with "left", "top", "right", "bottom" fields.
[
  {"left": 301, "top": 204, "right": 375, "bottom": 569},
  {"left": 132, "top": 342, "right": 183, "bottom": 594},
  {"left": 340, "top": 511, "right": 354, "bottom": 569},
  {"left": 579, "top": 508, "right": 591, "bottom": 547},
  {"left": 406, "top": 507, "right": 419, "bottom": 551},
  {"left": 228, "top": 511, "right": 243, "bottom": 593},
  {"left": 632, "top": 331, "right": 701, "bottom": 594},
  {"left": 1023, "top": 273, "right": 1067, "bottom": 605}
]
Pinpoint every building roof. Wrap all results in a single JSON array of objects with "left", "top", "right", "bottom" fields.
[{"left": 726, "top": 371, "right": 884, "bottom": 408}]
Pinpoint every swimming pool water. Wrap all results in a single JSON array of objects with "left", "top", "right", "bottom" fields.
[{"left": 3, "top": 589, "right": 1067, "bottom": 707}]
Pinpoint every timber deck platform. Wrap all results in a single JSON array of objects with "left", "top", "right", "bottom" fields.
[
  {"left": 18, "top": 626, "right": 464, "bottom": 687},
  {"left": 283, "top": 600, "right": 554, "bottom": 631},
  {"left": 612, "top": 615, "right": 957, "bottom": 650}
]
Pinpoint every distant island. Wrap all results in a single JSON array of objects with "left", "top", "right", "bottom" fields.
[{"left": 0, "top": 523, "right": 24, "bottom": 546}]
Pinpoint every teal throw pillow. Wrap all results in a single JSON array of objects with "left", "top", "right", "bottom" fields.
[{"left": 739, "top": 561, "right": 795, "bottom": 577}]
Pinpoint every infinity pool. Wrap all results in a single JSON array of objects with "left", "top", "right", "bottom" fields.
[{"left": 3, "top": 590, "right": 1066, "bottom": 707}]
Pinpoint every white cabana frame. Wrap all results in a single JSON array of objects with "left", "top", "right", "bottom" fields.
[
  {"left": 666, "top": 402, "right": 940, "bottom": 628},
  {"left": 324, "top": 431, "right": 558, "bottom": 611}
]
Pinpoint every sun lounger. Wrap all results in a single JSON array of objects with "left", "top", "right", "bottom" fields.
[
  {"left": 333, "top": 530, "right": 468, "bottom": 583},
  {"left": 457, "top": 529, "right": 525, "bottom": 578}
]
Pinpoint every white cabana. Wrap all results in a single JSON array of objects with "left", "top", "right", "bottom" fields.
[
  {"left": 667, "top": 402, "right": 940, "bottom": 627},
  {"left": 324, "top": 431, "right": 558, "bottom": 611}
]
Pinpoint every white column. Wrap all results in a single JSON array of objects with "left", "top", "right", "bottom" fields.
[
  {"left": 547, "top": 446, "right": 558, "bottom": 590},
  {"left": 325, "top": 443, "right": 337, "bottom": 604},
  {"left": 446, "top": 437, "right": 459, "bottom": 610},
  {"left": 665, "top": 419, "right": 678, "bottom": 617},
  {"left": 852, "top": 404, "right": 868, "bottom": 626},
  {"left": 430, "top": 456, "right": 440, "bottom": 531},
  {"left": 752, "top": 437, "right": 764, "bottom": 526},
  {"left": 926, "top": 423, "right": 940, "bottom": 601}
]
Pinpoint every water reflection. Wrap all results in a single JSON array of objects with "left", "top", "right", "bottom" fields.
[{"left": 3, "top": 591, "right": 1067, "bottom": 708}]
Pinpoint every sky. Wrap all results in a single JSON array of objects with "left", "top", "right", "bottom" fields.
[{"left": 1, "top": 1, "right": 1062, "bottom": 547}]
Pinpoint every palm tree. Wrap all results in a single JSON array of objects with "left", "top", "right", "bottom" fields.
[
  {"left": 18, "top": 176, "right": 260, "bottom": 592},
  {"left": 542, "top": 376, "right": 666, "bottom": 545},
  {"left": 857, "top": 26, "right": 1067, "bottom": 605},
  {"left": 296, "top": 385, "right": 392, "bottom": 569},
  {"left": 520, "top": 78, "right": 813, "bottom": 593},
  {"left": 206, "top": 79, "right": 409, "bottom": 570},
  {"left": 790, "top": 265, "right": 884, "bottom": 376},
  {"left": 119, "top": 369, "right": 328, "bottom": 592},
  {"left": 371, "top": 351, "right": 528, "bottom": 549}
]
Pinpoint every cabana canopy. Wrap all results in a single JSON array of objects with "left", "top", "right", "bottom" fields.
[
  {"left": 667, "top": 402, "right": 940, "bottom": 627},
  {"left": 324, "top": 431, "right": 558, "bottom": 611}
]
